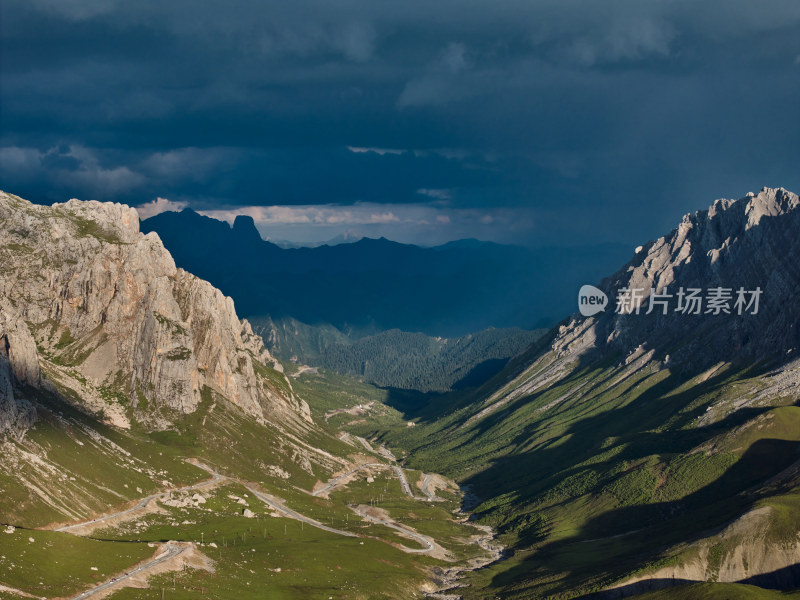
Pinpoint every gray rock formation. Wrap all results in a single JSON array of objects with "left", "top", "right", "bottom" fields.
[
  {"left": 470, "top": 187, "right": 800, "bottom": 428},
  {"left": 557, "top": 187, "right": 800, "bottom": 371},
  {"left": 0, "top": 191, "right": 310, "bottom": 429},
  {"left": 0, "top": 298, "right": 39, "bottom": 438}
]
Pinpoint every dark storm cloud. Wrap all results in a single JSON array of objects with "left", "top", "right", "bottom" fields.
[{"left": 1, "top": 0, "right": 799, "bottom": 245}]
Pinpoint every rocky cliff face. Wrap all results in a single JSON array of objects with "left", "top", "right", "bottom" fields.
[
  {"left": 0, "top": 297, "right": 39, "bottom": 438},
  {"left": 0, "top": 192, "right": 310, "bottom": 430},
  {"left": 553, "top": 187, "right": 800, "bottom": 370},
  {"left": 473, "top": 187, "right": 800, "bottom": 428}
]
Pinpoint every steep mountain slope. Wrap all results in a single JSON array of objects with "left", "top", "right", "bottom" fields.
[
  {"left": 344, "top": 188, "right": 800, "bottom": 599},
  {"left": 0, "top": 190, "right": 340, "bottom": 519},
  {"left": 0, "top": 194, "right": 312, "bottom": 428},
  {"left": 253, "top": 314, "right": 355, "bottom": 362},
  {"left": 141, "top": 208, "right": 630, "bottom": 335}
]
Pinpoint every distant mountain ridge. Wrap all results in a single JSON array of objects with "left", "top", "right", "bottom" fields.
[
  {"left": 266, "top": 231, "right": 364, "bottom": 248},
  {"left": 254, "top": 315, "right": 545, "bottom": 392},
  {"left": 141, "top": 208, "right": 631, "bottom": 336}
]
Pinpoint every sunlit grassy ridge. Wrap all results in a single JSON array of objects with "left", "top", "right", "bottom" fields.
[{"left": 631, "top": 582, "right": 800, "bottom": 599}]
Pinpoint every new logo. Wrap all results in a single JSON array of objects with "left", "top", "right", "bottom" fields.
[{"left": 578, "top": 285, "right": 608, "bottom": 316}]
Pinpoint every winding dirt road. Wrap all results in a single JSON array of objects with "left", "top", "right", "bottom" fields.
[
  {"left": 55, "top": 470, "right": 224, "bottom": 533},
  {"left": 58, "top": 458, "right": 453, "bottom": 600},
  {"left": 351, "top": 505, "right": 438, "bottom": 554},
  {"left": 188, "top": 460, "right": 358, "bottom": 538},
  {"left": 313, "top": 462, "right": 429, "bottom": 501},
  {"left": 69, "top": 543, "right": 185, "bottom": 600}
]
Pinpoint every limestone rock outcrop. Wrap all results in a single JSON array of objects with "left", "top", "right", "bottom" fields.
[
  {"left": 471, "top": 187, "right": 800, "bottom": 430},
  {"left": 0, "top": 298, "right": 39, "bottom": 438},
  {"left": 557, "top": 187, "right": 800, "bottom": 370},
  {"left": 0, "top": 191, "right": 309, "bottom": 428}
]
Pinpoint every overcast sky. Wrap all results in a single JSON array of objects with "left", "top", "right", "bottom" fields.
[{"left": 1, "top": 0, "right": 798, "bottom": 246}]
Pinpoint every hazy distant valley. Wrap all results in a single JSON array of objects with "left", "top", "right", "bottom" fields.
[
  {"left": 140, "top": 208, "right": 630, "bottom": 337},
  {"left": 140, "top": 207, "right": 622, "bottom": 394}
]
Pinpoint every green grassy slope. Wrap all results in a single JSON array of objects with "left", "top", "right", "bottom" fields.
[
  {"left": 0, "top": 528, "right": 154, "bottom": 598},
  {"left": 325, "top": 352, "right": 800, "bottom": 599},
  {"left": 91, "top": 482, "right": 436, "bottom": 600},
  {"left": 0, "top": 369, "right": 495, "bottom": 599}
]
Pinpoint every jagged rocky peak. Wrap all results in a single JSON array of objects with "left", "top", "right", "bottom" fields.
[
  {"left": 54, "top": 198, "right": 141, "bottom": 241},
  {"left": 0, "top": 191, "right": 310, "bottom": 428},
  {"left": 232, "top": 214, "right": 263, "bottom": 244},
  {"left": 0, "top": 297, "right": 39, "bottom": 438},
  {"left": 557, "top": 187, "right": 800, "bottom": 369}
]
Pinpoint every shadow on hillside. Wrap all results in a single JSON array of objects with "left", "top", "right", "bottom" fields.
[
  {"left": 451, "top": 358, "right": 511, "bottom": 390},
  {"left": 379, "top": 383, "right": 488, "bottom": 425},
  {"left": 463, "top": 362, "right": 772, "bottom": 502},
  {"left": 583, "top": 578, "right": 697, "bottom": 599},
  {"left": 379, "top": 387, "right": 449, "bottom": 416},
  {"left": 582, "top": 561, "right": 800, "bottom": 599},
  {"left": 373, "top": 328, "right": 559, "bottom": 425},
  {"left": 419, "top": 350, "right": 798, "bottom": 597},
  {"left": 489, "top": 436, "right": 800, "bottom": 598},
  {"left": 375, "top": 359, "right": 517, "bottom": 417},
  {"left": 740, "top": 563, "right": 800, "bottom": 590}
]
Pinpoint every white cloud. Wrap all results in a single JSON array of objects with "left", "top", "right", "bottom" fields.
[
  {"left": 136, "top": 197, "right": 188, "bottom": 219},
  {"left": 0, "top": 145, "right": 145, "bottom": 198},
  {"left": 24, "top": 0, "right": 121, "bottom": 21},
  {"left": 252, "top": 20, "right": 376, "bottom": 63},
  {"left": 0, "top": 146, "right": 43, "bottom": 176},
  {"left": 441, "top": 42, "right": 468, "bottom": 73},
  {"left": 348, "top": 146, "right": 479, "bottom": 163},
  {"left": 54, "top": 146, "right": 145, "bottom": 196},
  {"left": 141, "top": 147, "right": 237, "bottom": 181},
  {"left": 58, "top": 165, "right": 143, "bottom": 196},
  {"left": 200, "top": 204, "right": 409, "bottom": 226},
  {"left": 368, "top": 211, "right": 400, "bottom": 224},
  {"left": 335, "top": 22, "right": 377, "bottom": 63}
]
